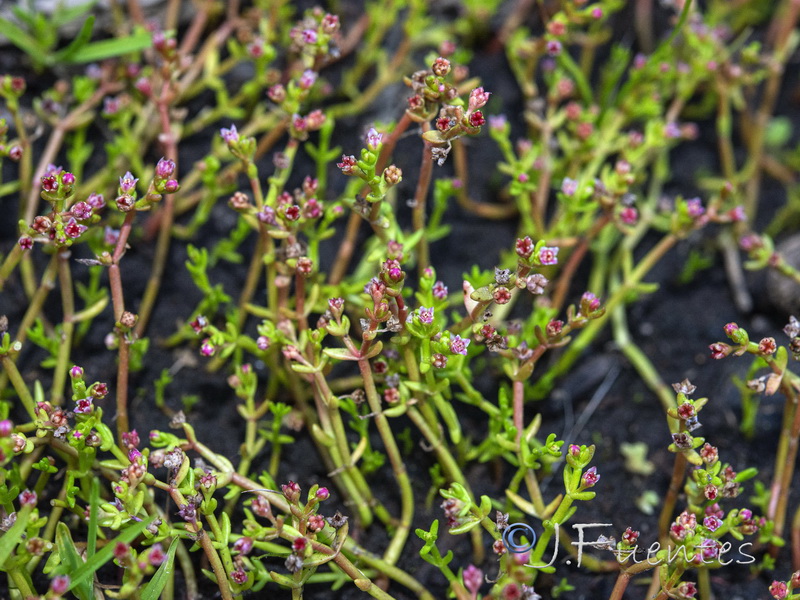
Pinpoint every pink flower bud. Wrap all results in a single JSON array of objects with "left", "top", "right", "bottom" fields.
[
  {"left": 233, "top": 536, "right": 254, "bottom": 554},
  {"left": 299, "top": 69, "right": 317, "bottom": 90},
  {"left": 469, "top": 90, "right": 491, "bottom": 115},
  {"left": 200, "top": 339, "right": 215, "bottom": 357},
  {"left": 156, "top": 157, "right": 175, "bottom": 178},
  {"left": 50, "top": 575, "right": 70, "bottom": 595}
]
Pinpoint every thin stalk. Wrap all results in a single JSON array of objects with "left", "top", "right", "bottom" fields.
[
  {"left": 0, "top": 356, "right": 37, "bottom": 420},
  {"left": 741, "top": 0, "right": 800, "bottom": 218},
  {"left": 658, "top": 449, "right": 687, "bottom": 541},
  {"left": 411, "top": 129, "right": 434, "bottom": 275},
  {"left": 357, "top": 353, "right": 413, "bottom": 565},
  {"left": 0, "top": 255, "right": 58, "bottom": 398},
  {"left": 451, "top": 138, "right": 517, "bottom": 219},
  {"left": 108, "top": 212, "right": 137, "bottom": 440},
  {"left": 697, "top": 568, "right": 713, "bottom": 600},
  {"left": 792, "top": 502, "right": 800, "bottom": 571},
  {"left": 329, "top": 114, "right": 413, "bottom": 285},
  {"left": 513, "top": 379, "right": 525, "bottom": 443},
  {"left": 609, "top": 268, "right": 674, "bottom": 415},
  {"left": 8, "top": 568, "right": 35, "bottom": 598},
  {"left": 134, "top": 78, "right": 180, "bottom": 337},
  {"left": 51, "top": 248, "right": 75, "bottom": 405},
  {"left": 154, "top": 482, "right": 233, "bottom": 600},
  {"left": 310, "top": 373, "right": 375, "bottom": 527},
  {"left": 551, "top": 214, "right": 610, "bottom": 312},
  {"left": 0, "top": 244, "right": 23, "bottom": 290},
  {"left": 533, "top": 234, "right": 678, "bottom": 397},
  {"left": 769, "top": 377, "right": 800, "bottom": 550}
]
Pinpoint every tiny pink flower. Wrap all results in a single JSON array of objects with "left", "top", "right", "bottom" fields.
[
  {"left": 664, "top": 122, "right": 681, "bottom": 138},
  {"left": 299, "top": 69, "right": 317, "bottom": 90},
  {"left": 703, "top": 515, "right": 722, "bottom": 532},
  {"left": 546, "top": 40, "right": 562, "bottom": 56},
  {"left": 538, "top": 246, "right": 559, "bottom": 266},
  {"left": 489, "top": 114, "right": 507, "bottom": 132},
  {"left": 418, "top": 307, "right": 434, "bottom": 324},
  {"left": 75, "top": 398, "right": 93, "bottom": 414},
  {"left": 231, "top": 569, "right": 248, "bottom": 584},
  {"left": 561, "top": 178, "right": 578, "bottom": 196},
  {"left": 620, "top": 206, "right": 638, "bottom": 225},
  {"left": 622, "top": 527, "right": 639, "bottom": 545},
  {"left": 686, "top": 197, "right": 705, "bottom": 217},
  {"left": 200, "top": 339, "right": 215, "bottom": 357},
  {"left": 284, "top": 205, "right": 301, "bottom": 221},
  {"left": 268, "top": 84, "right": 286, "bottom": 103},
  {"left": 258, "top": 206, "right": 277, "bottom": 224},
  {"left": 546, "top": 320, "right": 563, "bottom": 337},
  {"left": 220, "top": 124, "right": 239, "bottom": 143},
  {"left": 64, "top": 218, "right": 87, "bottom": 239},
  {"left": 70, "top": 201, "right": 93, "bottom": 220},
  {"left": 18, "top": 235, "right": 33, "bottom": 250},
  {"left": 432, "top": 353, "right": 448, "bottom": 368},
  {"left": 119, "top": 172, "right": 138, "bottom": 194},
  {"left": 321, "top": 13, "right": 339, "bottom": 33},
  {"left": 301, "top": 29, "right": 318, "bottom": 44},
  {"left": 581, "top": 466, "right": 599, "bottom": 487},
  {"left": 728, "top": 205, "right": 746, "bottom": 222},
  {"left": 432, "top": 280, "right": 448, "bottom": 299},
  {"left": 759, "top": 337, "right": 777, "bottom": 354},
  {"left": 450, "top": 334, "right": 470, "bottom": 356},
  {"left": 366, "top": 127, "right": 382, "bottom": 150}
]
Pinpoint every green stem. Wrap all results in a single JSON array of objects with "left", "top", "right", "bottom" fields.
[
  {"left": 609, "top": 268, "right": 674, "bottom": 416},
  {"left": 412, "top": 133, "right": 433, "bottom": 275},
  {"left": 0, "top": 244, "right": 23, "bottom": 291},
  {"left": 357, "top": 352, "right": 413, "bottom": 565},
  {"left": 533, "top": 234, "right": 678, "bottom": 398},
  {"left": 1, "top": 355, "right": 37, "bottom": 420},
  {"left": 51, "top": 248, "right": 74, "bottom": 405}
]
